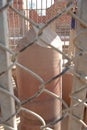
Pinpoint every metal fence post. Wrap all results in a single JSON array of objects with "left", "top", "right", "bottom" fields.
[
  {"left": 0, "top": 0, "right": 17, "bottom": 130},
  {"left": 68, "top": 0, "right": 87, "bottom": 130}
]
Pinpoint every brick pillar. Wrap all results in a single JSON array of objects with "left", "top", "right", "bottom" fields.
[{"left": 16, "top": 27, "right": 62, "bottom": 130}]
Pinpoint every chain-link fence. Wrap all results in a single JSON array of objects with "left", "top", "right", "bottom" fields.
[{"left": 0, "top": 0, "right": 87, "bottom": 130}]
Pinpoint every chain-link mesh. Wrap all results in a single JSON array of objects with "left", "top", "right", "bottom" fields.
[{"left": 0, "top": 0, "right": 87, "bottom": 130}]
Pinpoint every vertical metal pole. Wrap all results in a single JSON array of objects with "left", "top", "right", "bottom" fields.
[
  {"left": 68, "top": 0, "right": 87, "bottom": 130},
  {"left": 0, "top": 0, "right": 17, "bottom": 130}
]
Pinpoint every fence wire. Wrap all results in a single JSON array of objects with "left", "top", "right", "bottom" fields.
[{"left": 0, "top": 0, "right": 87, "bottom": 130}]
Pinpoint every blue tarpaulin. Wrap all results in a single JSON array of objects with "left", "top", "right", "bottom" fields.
[{"left": 71, "top": 12, "right": 76, "bottom": 29}]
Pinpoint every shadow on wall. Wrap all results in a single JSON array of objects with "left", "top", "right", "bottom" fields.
[{"left": 62, "top": 73, "right": 73, "bottom": 107}]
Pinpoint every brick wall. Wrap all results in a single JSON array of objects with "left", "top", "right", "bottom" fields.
[
  {"left": 8, "top": 0, "right": 71, "bottom": 37},
  {"left": 29, "top": 2, "right": 71, "bottom": 26}
]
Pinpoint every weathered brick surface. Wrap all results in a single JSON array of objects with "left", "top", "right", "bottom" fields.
[{"left": 8, "top": 0, "right": 71, "bottom": 37}]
